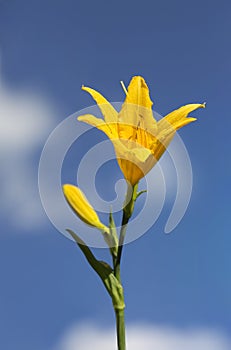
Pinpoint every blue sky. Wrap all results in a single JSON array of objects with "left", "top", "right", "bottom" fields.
[{"left": 0, "top": 0, "right": 230, "bottom": 349}]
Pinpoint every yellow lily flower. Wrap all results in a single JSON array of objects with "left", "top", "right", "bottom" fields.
[
  {"left": 63, "top": 184, "right": 109, "bottom": 233},
  {"left": 78, "top": 76, "right": 205, "bottom": 185}
]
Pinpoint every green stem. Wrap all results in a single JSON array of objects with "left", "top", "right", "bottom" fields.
[
  {"left": 113, "top": 183, "right": 138, "bottom": 350},
  {"left": 113, "top": 217, "right": 127, "bottom": 350},
  {"left": 113, "top": 212, "right": 129, "bottom": 350},
  {"left": 114, "top": 183, "right": 137, "bottom": 279},
  {"left": 114, "top": 212, "right": 129, "bottom": 281},
  {"left": 115, "top": 308, "right": 126, "bottom": 350}
]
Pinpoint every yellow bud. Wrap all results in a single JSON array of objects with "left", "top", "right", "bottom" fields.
[{"left": 63, "top": 184, "right": 109, "bottom": 233}]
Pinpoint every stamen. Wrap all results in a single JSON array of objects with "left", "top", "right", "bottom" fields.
[{"left": 120, "top": 81, "right": 128, "bottom": 95}]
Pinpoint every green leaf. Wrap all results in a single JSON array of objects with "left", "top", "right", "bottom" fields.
[
  {"left": 107, "top": 210, "right": 118, "bottom": 257},
  {"left": 67, "top": 229, "right": 125, "bottom": 310}
]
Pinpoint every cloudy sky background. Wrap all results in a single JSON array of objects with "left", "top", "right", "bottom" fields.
[{"left": 0, "top": 0, "right": 230, "bottom": 349}]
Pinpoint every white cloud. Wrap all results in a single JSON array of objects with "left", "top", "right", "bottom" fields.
[
  {"left": 0, "top": 74, "right": 57, "bottom": 229},
  {"left": 56, "top": 322, "right": 231, "bottom": 350}
]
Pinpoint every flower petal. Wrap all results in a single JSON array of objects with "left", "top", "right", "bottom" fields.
[
  {"left": 112, "top": 139, "right": 155, "bottom": 185},
  {"left": 78, "top": 114, "right": 118, "bottom": 139},
  {"left": 150, "top": 132, "right": 175, "bottom": 162},
  {"left": 173, "top": 117, "right": 197, "bottom": 130},
  {"left": 124, "top": 76, "right": 153, "bottom": 109},
  {"left": 82, "top": 86, "right": 118, "bottom": 124},
  {"left": 118, "top": 76, "right": 157, "bottom": 143},
  {"left": 152, "top": 104, "right": 204, "bottom": 163},
  {"left": 63, "top": 184, "right": 109, "bottom": 232},
  {"left": 160, "top": 103, "right": 205, "bottom": 127}
]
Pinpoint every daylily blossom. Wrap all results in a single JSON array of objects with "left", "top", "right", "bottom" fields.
[
  {"left": 78, "top": 76, "right": 205, "bottom": 185},
  {"left": 63, "top": 184, "right": 109, "bottom": 233}
]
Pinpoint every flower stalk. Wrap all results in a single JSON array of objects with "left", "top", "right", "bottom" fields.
[
  {"left": 113, "top": 183, "right": 137, "bottom": 350},
  {"left": 115, "top": 308, "right": 126, "bottom": 350}
]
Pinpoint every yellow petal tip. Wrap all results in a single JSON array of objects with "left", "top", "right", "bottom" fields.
[
  {"left": 62, "top": 184, "right": 69, "bottom": 193},
  {"left": 82, "top": 85, "right": 89, "bottom": 92}
]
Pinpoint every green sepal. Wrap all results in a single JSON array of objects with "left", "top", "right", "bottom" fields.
[
  {"left": 67, "top": 229, "right": 125, "bottom": 310},
  {"left": 135, "top": 189, "right": 147, "bottom": 200}
]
